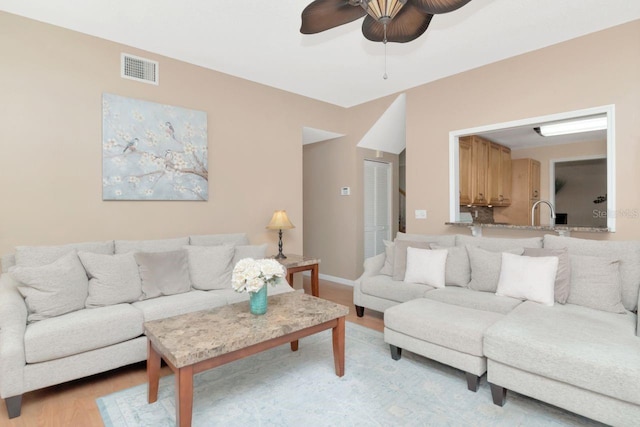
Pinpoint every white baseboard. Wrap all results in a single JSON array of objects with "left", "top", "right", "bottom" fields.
[{"left": 302, "top": 271, "right": 355, "bottom": 287}]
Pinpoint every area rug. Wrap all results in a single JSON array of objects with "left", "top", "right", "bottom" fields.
[{"left": 98, "top": 322, "right": 602, "bottom": 426}]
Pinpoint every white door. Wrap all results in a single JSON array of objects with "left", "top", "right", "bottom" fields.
[{"left": 364, "top": 160, "right": 392, "bottom": 259}]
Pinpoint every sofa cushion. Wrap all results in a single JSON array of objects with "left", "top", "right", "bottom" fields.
[
  {"left": 184, "top": 244, "right": 234, "bottom": 290},
  {"left": 78, "top": 251, "right": 142, "bottom": 307},
  {"left": 522, "top": 247, "right": 571, "bottom": 304},
  {"left": 396, "top": 232, "right": 456, "bottom": 247},
  {"left": 115, "top": 237, "right": 189, "bottom": 254},
  {"left": 567, "top": 255, "right": 626, "bottom": 313},
  {"left": 404, "top": 247, "right": 447, "bottom": 288},
  {"left": 543, "top": 235, "right": 640, "bottom": 312},
  {"left": 496, "top": 252, "right": 558, "bottom": 306},
  {"left": 423, "top": 287, "right": 522, "bottom": 315},
  {"left": 467, "top": 246, "right": 524, "bottom": 293},
  {"left": 360, "top": 275, "right": 434, "bottom": 303},
  {"left": 189, "top": 233, "right": 250, "bottom": 247},
  {"left": 430, "top": 245, "right": 470, "bottom": 287},
  {"left": 385, "top": 298, "right": 504, "bottom": 357},
  {"left": 11, "top": 251, "right": 89, "bottom": 323},
  {"left": 456, "top": 234, "right": 542, "bottom": 251},
  {"left": 392, "top": 240, "right": 432, "bottom": 281},
  {"left": 484, "top": 301, "right": 640, "bottom": 405},
  {"left": 135, "top": 250, "right": 192, "bottom": 299},
  {"left": 233, "top": 244, "right": 268, "bottom": 265},
  {"left": 24, "top": 303, "right": 143, "bottom": 363},
  {"left": 15, "top": 240, "right": 114, "bottom": 268},
  {"left": 132, "top": 290, "right": 227, "bottom": 322}
]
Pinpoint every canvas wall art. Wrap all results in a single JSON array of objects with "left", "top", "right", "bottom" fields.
[{"left": 102, "top": 93, "right": 208, "bottom": 201}]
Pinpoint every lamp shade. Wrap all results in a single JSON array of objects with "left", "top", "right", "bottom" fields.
[{"left": 266, "top": 210, "right": 295, "bottom": 230}]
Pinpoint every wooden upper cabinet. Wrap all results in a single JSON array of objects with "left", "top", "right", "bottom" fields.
[
  {"left": 488, "top": 143, "right": 512, "bottom": 206},
  {"left": 459, "top": 135, "right": 510, "bottom": 207},
  {"left": 459, "top": 137, "right": 472, "bottom": 206}
]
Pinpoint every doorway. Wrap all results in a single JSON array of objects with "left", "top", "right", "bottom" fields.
[{"left": 364, "top": 160, "right": 392, "bottom": 259}]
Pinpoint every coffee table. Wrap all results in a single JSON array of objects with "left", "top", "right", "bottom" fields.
[{"left": 144, "top": 292, "right": 349, "bottom": 427}]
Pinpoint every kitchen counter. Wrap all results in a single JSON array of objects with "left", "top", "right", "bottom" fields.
[{"left": 445, "top": 222, "right": 609, "bottom": 237}]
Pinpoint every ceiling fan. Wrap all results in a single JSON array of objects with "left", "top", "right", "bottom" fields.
[{"left": 300, "top": 0, "right": 473, "bottom": 43}]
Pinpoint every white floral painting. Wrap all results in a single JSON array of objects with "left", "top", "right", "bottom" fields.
[{"left": 102, "top": 93, "right": 208, "bottom": 201}]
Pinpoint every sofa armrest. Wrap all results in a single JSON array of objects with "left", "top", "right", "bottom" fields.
[
  {"left": 357, "top": 253, "right": 386, "bottom": 283},
  {"left": 0, "top": 274, "right": 27, "bottom": 398}
]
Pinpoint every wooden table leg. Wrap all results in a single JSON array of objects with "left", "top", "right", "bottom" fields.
[
  {"left": 332, "top": 316, "right": 345, "bottom": 377},
  {"left": 311, "top": 264, "right": 319, "bottom": 297},
  {"left": 286, "top": 271, "right": 294, "bottom": 289},
  {"left": 290, "top": 340, "right": 299, "bottom": 351},
  {"left": 147, "top": 340, "right": 160, "bottom": 403},
  {"left": 176, "top": 365, "right": 194, "bottom": 427}
]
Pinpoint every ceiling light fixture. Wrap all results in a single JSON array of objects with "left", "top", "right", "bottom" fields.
[
  {"left": 300, "top": 0, "right": 472, "bottom": 79},
  {"left": 535, "top": 117, "right": 608, "bottom": 137}
]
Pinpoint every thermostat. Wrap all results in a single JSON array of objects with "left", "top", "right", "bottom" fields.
[{"left": 341, "top": 187, "right": 351, "bottom": 196}]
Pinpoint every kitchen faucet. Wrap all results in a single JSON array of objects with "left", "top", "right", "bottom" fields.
[{"left": 531, "top": 200, "right": 556, "bottom": 226}]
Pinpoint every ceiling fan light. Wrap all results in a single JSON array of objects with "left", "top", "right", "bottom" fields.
[{"left": 364, "top": 0, "right": 407, "bottom": 23}]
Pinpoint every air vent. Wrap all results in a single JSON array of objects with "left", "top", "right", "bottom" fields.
[{"left": 121, "top": 53, "right": 158, "bottom": 85}]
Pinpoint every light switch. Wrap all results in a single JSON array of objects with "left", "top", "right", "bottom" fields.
[
  {"left": 415, "top": 209, "right": 427, "bottom": 219},
  {"left": 341, "top": 187, "right": 351, "bottom": 196}
]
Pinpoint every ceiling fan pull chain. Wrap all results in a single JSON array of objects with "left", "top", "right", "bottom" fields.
[{"left": 383, "top": 24, "right": 388, "bottom": 80}]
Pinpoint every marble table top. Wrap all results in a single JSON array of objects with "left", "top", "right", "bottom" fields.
[
  {"left": 274, "top": 254, "right": 321, "bottom": 268},
  {"left": 144, "top": 292, "right": 348, "bottom": 368}
]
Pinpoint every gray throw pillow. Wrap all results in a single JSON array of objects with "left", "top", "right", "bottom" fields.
[
  {"left": 567, "top": 255, "right": 626, "bottom": 313},
  {"left": 78, "top": 251, "right": 142, "bottom": 307},
  {"left": 430, "top": 244, "right": 470, "bottom": 287},
  {"left": 392, "top": 240, "right": 432, "bottom": 281},
  {"left": 233, "top": 244, "right": 268, "bottom": 265},
  {"left": 184, "top": 245, "right": 235, "bottom": 290},
  {"left": 379, "top": 240, "right": 395, "bottom": 276},
  {"left": 467, "top": 245, "right": 524, "bottom": 292},
  {"left": 522, "top": 248, "right": 571, "bottom": 304},
  {"left": 134, "top": 250, "right": 192, "bottom": 299},
  {"left": 10, "top": 251, "right": 89, "bottom": 322}
]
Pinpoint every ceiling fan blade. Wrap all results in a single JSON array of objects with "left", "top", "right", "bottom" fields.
[
  {"left": 300, "top": 0, "right": 367, "bottom": 34},
  {"left": 362, "top": 3, "right": 433, "bottom": 43},
  {"left": 414, "top": 0, "right": 472, "bottom": 14}
]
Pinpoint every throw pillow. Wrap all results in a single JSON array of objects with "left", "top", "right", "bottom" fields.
[
  {"left": 379, "top": 240, "right": 395, "bottom": 276},
  {"left": 430, "top": 244, "right": 470, "bottom": 287},
  {"left": 404, "top": 247, "right": 447, "bottom": 288},
  {"left": 78, "top": 251, "right": 142, "bottom": 307},
  {"left": 184, "top": 245, "right": 235, "bottom": 290},
  {"left": 134, "top": 249, "right": 192, "bottom": 299},
  {"left": 233, "top": 244, "right": 268, "bottom": 265},
  {"left": 10, "top": 251, "right": 89, "bottom": 322},
  {"left": 522, "top": 247, "right": 571, "bottom": 303},
  {"left": 496, "top": 252, "right": 558, "bottom": 306},
  {"left": 567, "top": 255, "right": 626, "bottom": 313},
  {"left": 392, "top": 240, "right": 432, "bottom": 281},
  {"left": 467, "top": 245, "right": 524, "bottom": 293}
]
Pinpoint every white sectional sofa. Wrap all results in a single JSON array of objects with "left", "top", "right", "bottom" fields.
[
  {"left": 0, "top": 233, "right": 294, "bottom": 419},
  {"left": 355, "top": 232, "right": 640, "bottom": 426}
]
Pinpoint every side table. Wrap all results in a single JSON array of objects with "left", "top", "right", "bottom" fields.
[{"left": 276, "top": 255, "right": 321, "bottom": 297}]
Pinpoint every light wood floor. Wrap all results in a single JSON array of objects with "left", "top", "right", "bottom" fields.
[{"left": 0, "top": 278, "right": 383, "bottom": 426}]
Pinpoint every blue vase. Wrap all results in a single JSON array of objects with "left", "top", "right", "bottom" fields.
[{"left": 249, "top": 285, "right": 268, "bottom": 315}]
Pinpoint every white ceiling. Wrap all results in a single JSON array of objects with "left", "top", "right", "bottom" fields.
[{"left": 2, "top": 0, "right": 640, "bottom": 107}]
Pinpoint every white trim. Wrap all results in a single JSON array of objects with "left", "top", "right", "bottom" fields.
[
  {"left": 303, "top": 271, "right": 355, "bottom": 287},
  {"left": 448, "top": 104, "right": 616, "bottom": 231}
]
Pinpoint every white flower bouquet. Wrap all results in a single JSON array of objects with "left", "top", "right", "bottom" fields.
[{"left": 232, "top": 258, "right": 285, "bottom": 293}]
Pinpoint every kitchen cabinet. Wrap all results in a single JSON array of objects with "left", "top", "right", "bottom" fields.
[
  {"left": 459, "top": 135, "right": 510, "bottom": 207},
  {"left": 494, "top": 158, "right": 541, "bottom": 225},
  {"left": 488, "top": 143, "right": 512, "bottom": 206}
]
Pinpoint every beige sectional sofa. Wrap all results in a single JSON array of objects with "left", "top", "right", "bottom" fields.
[
  {"left": 354, "top": 232, "right": 640, "bottom": 426},
  {"left": 0, "top": 233, "right": 294, "bottom": 419}
]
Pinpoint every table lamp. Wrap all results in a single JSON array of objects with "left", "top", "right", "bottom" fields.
[{"left": 266, "top": 210, "right": 295, "bottom": 259}]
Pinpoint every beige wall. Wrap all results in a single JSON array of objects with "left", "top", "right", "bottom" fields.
[
  {"left": 0, "top": 12, "right": 344, "bottom": 256},
  {"left": 405, "top": 20, "right": 640, "bottom": 241}
]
